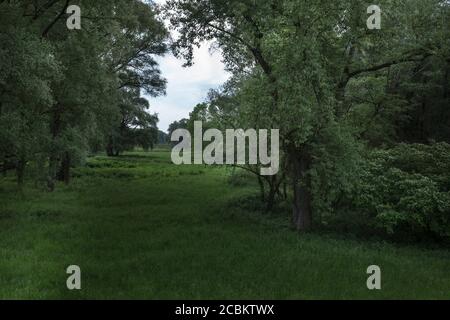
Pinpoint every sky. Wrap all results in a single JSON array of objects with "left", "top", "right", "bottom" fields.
[
  {"left": 146, "top": 1, "right": 230, "bottom": 133},
  {"left": 148, "top": 46, "right": 230, "bottom": 133}
]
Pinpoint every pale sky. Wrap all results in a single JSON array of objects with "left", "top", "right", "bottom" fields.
[{"left": 146, "top": 0, "right": 230, "bottom": 132}]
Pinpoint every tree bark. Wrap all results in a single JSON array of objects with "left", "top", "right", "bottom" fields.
[
  {"left": 16, "top": 156, "right": 26, "bottom": 188},
  {"left": 265, "top": 176, "right": 277, "bottom": 212},
  {"left": 290, "top": 148, "right": 313, "bottom": 231},
  {"left": 257, "top": 175, "right": 265, "bottom": 202},
  {"left": 106, "top": 136, "right": 121, "bottom": 157},
  {"left": 48, "top": 103, "right": 62, "bottom": 191},
  {"left": 57, "top": 151, "right": 71, "bottom": 185}
]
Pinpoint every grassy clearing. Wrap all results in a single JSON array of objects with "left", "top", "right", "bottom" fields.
[{"left": 0, "top": 148, "right": 449, "bottom": 299}]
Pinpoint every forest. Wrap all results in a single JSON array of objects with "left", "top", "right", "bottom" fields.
[{"left": 0, "top": 0, "right": 449, "bottom": 299}]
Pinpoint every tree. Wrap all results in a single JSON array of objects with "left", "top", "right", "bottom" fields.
[
  {"left": 107, "top": 89, "right": 159, "bottom": 156},
  {"left": 0, "top": 0, "right": 168, "bottom": 189},
  {"left": 168, "top": 119, "right": 189, "bottom": 138},
  {"left": 165, "top": 0, "right": 449, "bottom": 231},
  {"left": 0, "top": 3, "right": 61, "bottom": 188}
]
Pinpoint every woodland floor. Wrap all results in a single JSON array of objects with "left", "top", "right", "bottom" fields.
[{"left": 0, "top": 148, "right": 449, "bottom": 299}]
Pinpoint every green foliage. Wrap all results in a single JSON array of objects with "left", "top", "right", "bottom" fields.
[
  {"left": 0, "top": 15, "right": 62, "bottom": 184},
  {"left": 354, "top": 143, "right": 450, "bottom": 240},
  {"left": 0, "top": 0, "right": 168, "bottom": 187},
  {"left": 309, "top": 123, "right": 364, "bottom": 221},
  {"left": 168, "top": 118, "right": 189, "bottom": 138}
]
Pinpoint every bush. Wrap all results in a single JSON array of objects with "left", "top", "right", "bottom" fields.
[
  {"left": 354, "top": 143, "right": 450, "bottom": 241},
  {"left": 227, "top": 168, "right": 255, "bottom": 187}
]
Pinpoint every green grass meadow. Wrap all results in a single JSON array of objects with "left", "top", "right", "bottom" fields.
[{"left": 0, "top": 148, "right": 449, "bottom": 299}]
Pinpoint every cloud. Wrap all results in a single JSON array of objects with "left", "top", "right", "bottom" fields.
[
  {"left": 147, "top": 44, "right": 230, "bottom": 133},
  {"left": 144, "top": 1, "right": 230, "bottom": 132}
]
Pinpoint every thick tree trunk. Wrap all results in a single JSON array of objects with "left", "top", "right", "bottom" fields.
[
  {"left": 16, "top": 156, "right": 26, "bottom": 188},
  {"left": 106, "top": 136, "right": 116, "bottom": 157},
  {"left": 290, "top": 148, "right": 313, "bottom": 232},
  {"left": 57, "top": 151, "right": 71, "bottom": 185},
  {"left": 47, "top": 155, "right": 58, "bottom": 192},
  {"left": 106, "top": 136, "right": 121, "bottom": 157}
]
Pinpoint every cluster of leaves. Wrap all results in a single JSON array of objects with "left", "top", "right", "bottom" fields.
[
  {"left": 355, "top": 143, "right": 450, "bottom": 240},
  {"left": 319, "top": 143, "right": 450, "bottom": 242}
]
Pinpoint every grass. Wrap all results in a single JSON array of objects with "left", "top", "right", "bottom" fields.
[{"left": 0, "top": 147, "right": 449, "bottom": 299}]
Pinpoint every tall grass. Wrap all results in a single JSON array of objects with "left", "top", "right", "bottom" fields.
[{"left": 0, "top": 148, "right": 449, "bottom": 299}]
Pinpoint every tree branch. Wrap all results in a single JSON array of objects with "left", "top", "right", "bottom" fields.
[{"left": 42, "top": 0, "right": 69, "bottom": 38}]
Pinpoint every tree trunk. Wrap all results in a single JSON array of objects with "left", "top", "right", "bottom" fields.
[
  {"left": 290, "top": 148, "right": 313, "bottom": 231},
  {"left": 16, "top": 156, "right": 26, "bottom": 188},
  {"left": 106, "top": 136, "right": 116, "bottom": 157},
  {"left": 48, "top": 103, "right": 62, "bottom": 191},
  {"left": 265, "top": 177, "right": 276, "bottom": 212},
  {"left": 257, "top": 175, "right": 265, "bottom": 202},
  {"left": 57, "top": 151, "right": 71, "bottom": 185},
  {"left": 47, "top": 155, "right": 58, "bottom": 192}
]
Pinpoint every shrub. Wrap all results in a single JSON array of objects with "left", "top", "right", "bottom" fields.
[{"left": 354, "top": 143, "right": 450, "bottom": 241}]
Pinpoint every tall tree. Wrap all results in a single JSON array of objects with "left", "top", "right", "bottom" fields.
[{"left": 165, "top": 0, "right": 449, "bottom": 230}]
